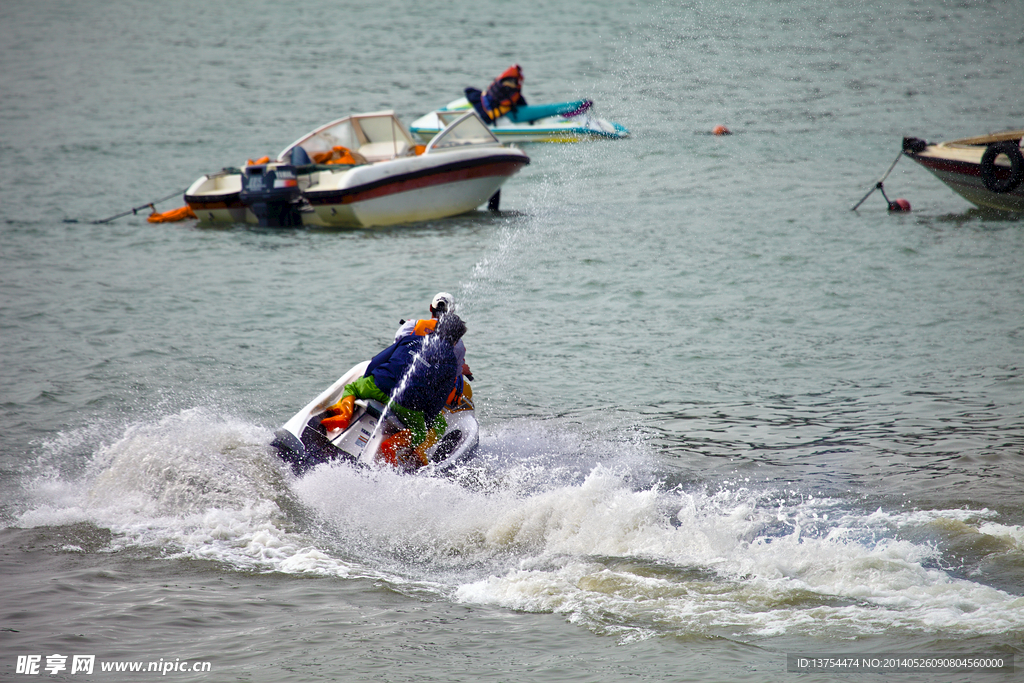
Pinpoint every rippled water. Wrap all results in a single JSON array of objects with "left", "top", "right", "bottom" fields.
[{"left": 2, "top": 0, "right": 1023, "bottom": 680}]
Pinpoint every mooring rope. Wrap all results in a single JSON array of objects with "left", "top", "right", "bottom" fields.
[
  {"left": 92, "top": 188, "right": 186, "bottom": 224},
  {"left": 851, "top": 149, "right": 904, "bottom": 211}
]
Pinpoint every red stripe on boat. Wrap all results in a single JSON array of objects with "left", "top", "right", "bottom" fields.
[
  {"left": 305, "top": 157, "right": 527, "bottom": 206},
  {"left": 184, "top": 197, "right": 244, "bottom": 210},
  {"left": 911, "top": 155, "right": 980, "bottom": 178}
]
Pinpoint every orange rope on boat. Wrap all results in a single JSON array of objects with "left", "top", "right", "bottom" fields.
[
  {"left": 147, "top": 205, "right": 196, "bottom": 223},
  {"left": 246, "top": 156, "right": 271, "bottom": 166}
]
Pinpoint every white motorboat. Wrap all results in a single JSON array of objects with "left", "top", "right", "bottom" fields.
[
  {"left": 271, "top": 361, "right": 479, "bottom": 475},
  {"left": 185, "top": 111, "right": 529, "bottom": 227},
  {"left": 902, "top": 130, "right": 1024, "bottom": 212},
  {"left": 409, "top": 97, "right": 630, "bottom": 144}
]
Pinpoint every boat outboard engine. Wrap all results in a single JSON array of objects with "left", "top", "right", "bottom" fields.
[{"left": 239, "top": 163, "right": 303, "bottom": 227}]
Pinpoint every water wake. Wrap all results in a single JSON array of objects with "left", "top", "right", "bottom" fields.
[{"left": 14, "top": 408, "right": 1024, "bottom": 641}]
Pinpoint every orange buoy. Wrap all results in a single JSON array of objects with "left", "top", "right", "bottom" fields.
[
  {"left": 712, "top": 124, "right": 731, "bottom": 136},
  {"left": 888, "top": 198, "right": 911, "bottom": 212}
]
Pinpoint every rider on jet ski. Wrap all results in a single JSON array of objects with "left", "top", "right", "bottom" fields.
[
  {"left": 321, "top": 313, "right": 467, "bottom": 471},
  {"left": 395, "top": 292, "right": 473, "bottom": 397},
  {"left": 465, "top": 64, "right": 527, "bottom": 124}
]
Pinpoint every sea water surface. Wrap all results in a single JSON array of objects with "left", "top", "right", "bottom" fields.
[{"left": 1, "top": 0, "right": 1023, "bottom": 681}]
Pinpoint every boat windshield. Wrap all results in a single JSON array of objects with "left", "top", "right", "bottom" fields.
[
  {"left": 426, "top": 112, "right": 500, "bottom": 152},
  {"left": 437, "top": 110, "right": 471, "bottom": 127},
  {"left": 357, "top": 114, "right": 415, "bottom": 146},
  {"left": 277, "top": 117, "right": 359, "bottom": 162},
  {"left": 276, "top": 111, "right": 415, "bottom": 162}
]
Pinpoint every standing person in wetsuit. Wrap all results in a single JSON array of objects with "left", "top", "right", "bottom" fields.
[
  {"left": 321, "top": 314, "right": 467, "bottom": 471},
  {"left": 465, "top": 64, "right": 527, "bottom": 124}
]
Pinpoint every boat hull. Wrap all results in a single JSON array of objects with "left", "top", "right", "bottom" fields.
[
  {"left": 903, "top": 131, "right": 1024, "bottom": 212},
  {"left": 184, "top": 171, "right": 251, "bottom": 223},
  {"left": 303, "top": 151, "right": 528, "bottom": 227}
]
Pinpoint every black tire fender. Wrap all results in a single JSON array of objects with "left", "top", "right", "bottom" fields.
[{"left": 979, "top": 141, "right": 1024, "bottom": 194}]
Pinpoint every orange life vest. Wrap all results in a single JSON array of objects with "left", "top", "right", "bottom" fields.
[
  {"left": 482, "top": 64, "right": 525, "bottom": 122},
  {"left": 413, "top": 319, "right": 438, "bottom": 336}
]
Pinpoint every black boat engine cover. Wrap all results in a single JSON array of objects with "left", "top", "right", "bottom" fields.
[{"left": 240, "top": 163, "right": 303, "bottom": 227}]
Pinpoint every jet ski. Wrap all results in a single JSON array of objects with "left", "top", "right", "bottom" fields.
[
  {"left": 409, "top": 97, "right": 630, "bottom": 144},
  {"left": 271, "top": 361, "right": 479, "bottom": 475}
]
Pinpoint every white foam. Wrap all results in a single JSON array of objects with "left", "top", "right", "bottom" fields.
[
  {"left": 18, "top": 408, "right": 356, "bottom": 577},
  {"left": 977, "top": 522, "right": 1024, "bottom": 548},
  {"left": 17, "top": 411, "right": 1024, "bottom": 640},
  {"left": 452, "top": 469, "right": 1024, "bottom": 638}
]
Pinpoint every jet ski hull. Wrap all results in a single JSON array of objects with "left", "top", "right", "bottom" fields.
[{"left": 271, "top": 361, "right": 479, "bottom": 475}]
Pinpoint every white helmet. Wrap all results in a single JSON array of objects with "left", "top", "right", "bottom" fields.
[{"left": 430, "top": 292, "right": 454, "bottom": 315}]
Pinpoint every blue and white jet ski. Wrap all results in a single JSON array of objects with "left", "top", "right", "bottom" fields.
[
  {"left": 271, "top": 361, "right": 479, "bottom": 475},
  {"left": 410, "top": 98, "right": 630, "bottom": 144}
]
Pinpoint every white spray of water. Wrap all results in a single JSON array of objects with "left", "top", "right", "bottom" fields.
[
  {"left": 453, "top": 471, "right": 1024, "bottom": 639},
  {"left": 16, "top": 409, "right": 1024, "bottom": 641},
  {"left": 18, "top": 408, "right": 357, "bottom": 577}
]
